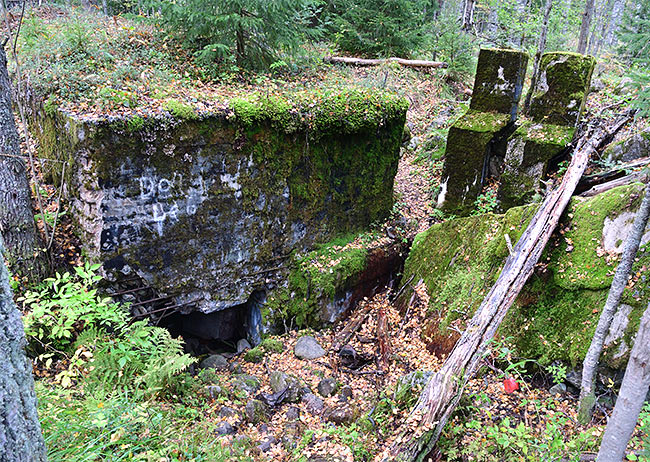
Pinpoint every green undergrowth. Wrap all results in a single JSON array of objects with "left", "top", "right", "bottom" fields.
[
  {"left": 265, "top": 232, "right": 377, "bottom": 327},
  {"left": 36, "top": 384, "right": 253, "bottom": 462}
]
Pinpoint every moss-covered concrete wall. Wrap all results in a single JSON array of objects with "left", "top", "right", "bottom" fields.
[
  {"left": 31, "top": 89, "right": 407, "bottom": 315},
  {"left": 400, "top": 184, "right": 650, "bottom": 369}
]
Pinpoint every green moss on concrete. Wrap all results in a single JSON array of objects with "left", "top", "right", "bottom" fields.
[
  {"left": 453, "top": 110, "right": 510, "bottom": 133},
  {"left": 402, "top": 184, "right": 649, "bottom": 367},
  {"left": 230, "top": 88, "right": 408, "bottom": 138},
  {"left": 529, "top": 52, "right": 596, "bottom": 126},
  {"left": 265, "top": 233, "right": 372, "bottom": 328},
  {"left": 470, "top": 48, "right": 528, "bottom": 116},
  {"left": 164, "top": 99, "right": 199, "bottom": 120}
]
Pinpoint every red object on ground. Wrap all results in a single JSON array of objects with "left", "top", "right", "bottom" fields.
[{"left": 503, "top": 377, "right": 519, "bottom": 394}]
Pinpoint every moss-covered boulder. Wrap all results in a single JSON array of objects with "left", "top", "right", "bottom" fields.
[
  {"left": 529, "top": 52, "right": 596, "bottom": 126},
  {"left": 439, "top": 48, "right": 528, "bottom": 216},
  {"left": 30, "top": 89, "right": 407, "bottom": 322},
  {"left": 400, "top": 184, "right": 650, "bottom": 368},
  {"left": 497, "top": 52, "right": 594, "bottom": 209},
  {"left": 470, "top": 48, "right": 529, "bottom": 119}
]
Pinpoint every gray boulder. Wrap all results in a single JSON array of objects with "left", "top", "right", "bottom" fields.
[
  {"left": 317, "top": 378, "right": 337, "bottom": 397},
  {"left": 245, "top": 399, "right": 268, "bottom": 424},
  {"left": 295, "top": 336, "right": 326, "bottom": 360},
  {"left": 301, "top": 392, "right": 324, "bottom": 415},
  {"left": 199, "top": 354, "right": 229, "bottom": 371}
]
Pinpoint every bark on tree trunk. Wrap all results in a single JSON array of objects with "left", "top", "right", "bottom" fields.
[
  {"left": 382, "top": 115, "right": 632, "bottom": 462},
  {"left": 0, "top": 235, "right": 47, "bottom": 462},
  {"left": 578, "top": 0, "right": 596, "bottom": 53},
  {"left": 578, "top": 180, "right": 650, "bottom": 424},
  {"left": 605, "top": 0, "right": 626, "bottom": 47},
  {"left": 524, "top": 0, "right": 553, "bottom": 113},
  {"left": 461, "top": 0, "right": 476, "bottom": 32},
  {"left": 596, "top": 302, "right": 650, "bottom": 462},
  {"left": 0, "top": 46, "right": 45, "bottom": 279}
]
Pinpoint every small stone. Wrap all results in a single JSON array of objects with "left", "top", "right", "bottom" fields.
[
  {"left": 324, "top": 404, "right": 357, "bottom": 425},
  {"left": 232, "top": 374, "right": 261, "bottom": 395},
  {"left": 317, "top": 378, "right": 337, "bottom": 397},
  {"left": 285, "top": 406, "right": 300, "bottom": 421},
  {"left": 237, "top": 338, "right": 252, "bottom": 353},
  {"left": 206, "top": 385, "right": 223, "bottom": 399},
  {"left": 219, "top": 406, "right": 237, "bottom": 418},
  {"left": 295, "top": 336, "right": 326, "bottom": 360},
  {"left": 339, "top": 385, "right": 353, "bottom": 402},
  {"left": 229, "top": 361, "right": 243, "bottom": 374},
  {"left": 270, "top": 371, "right": 289, "bottom": 393},
  {"left": 301, "top": 392, "right": 324, "bottom": 415},
  {"left": 215, "top": 421, "right": 235, "bottom": 435},
  {"left": 549, "top": 383, "right": 567, "bottom": 395},
  {"left": 199, "top": 354, "right": 229, "bottom": 371},
  {"left": 281, "top": 421, "right": 305, "bottom": 450},
  {"left": 245, "top": 399, "right": 268, "bottom": 424},
  {"left": 269, "top": 371, "right": 304, "bottom": 402},
  {"left": 258, "top": 423, "right": 269, "bottom": 433},
  {"left": 257, "top": 435, "right": 277, "bottom": 452}
]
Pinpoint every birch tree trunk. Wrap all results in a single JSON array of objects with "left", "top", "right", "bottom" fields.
[
  {"left": 0, "top": 46, "right": 45, "bottom": 279},
  {"left": 578, "top": 0, "right": 596, "bottom": 53},
  {"left": 578, "top": 180, "right": 650, "bottom": 424},
  {"left": 0, "top": 235, "right": 47, "bottom": 462},
  {"left": 596, "top": 302, "right": 650, "bottom": 462},
  {"left": 524, "top": 0, "right": 553, "bottom": 113}
]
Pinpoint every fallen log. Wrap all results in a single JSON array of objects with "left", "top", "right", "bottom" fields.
[
  {"left": 381, "top": 113, "right": 632, "bottom": 462},
  {"left": 324, "top": 56, "right": 448, "bottom": 69},
  {"left": 331, "top": 301, "right": 374, "bottom": 353},
  {"left": 576, "top": 156, "right": 650, "bottom": 194},
  {"left": 377, "top": 303, "right": 392, "bottom": 374},
  {"left": 580, "top": 170, "right": 650, "bottom": 197}
]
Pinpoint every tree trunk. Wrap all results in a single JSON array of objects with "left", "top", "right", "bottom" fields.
[
  {"left": 0, "top": 46, "right": 45, "bottom": 279},
  {"left": 0, "top": 235, "right": 47, "bottom": 462},
  {"left": 524, "top": 0, "right": 553, "bottom": 113},
  {"left": 460, "top": 0, "right": 476, "bottom": 32},
  {"left": 382, "top": 115, "right": 632, "bottom": 462},
  {"left": 578, "top": 180, "right": 650, "bottom": 423},
  {"left": 604, "top": 0, "right": 626, "bottom": 47},
  {"left": 578, "top": 0, "right": 596, "bottom": 53},
  {"left": 590, "top": 0, "right": 614, "bottom": 55},
  {"left": 324, "top": 56, "right": 448, "bottom": 68},
  {"left": 596, "top": 302, "right": 650, "bottom": 462}
]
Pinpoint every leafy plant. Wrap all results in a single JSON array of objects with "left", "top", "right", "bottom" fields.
[
  {"left": 20, "top": 263, "right": 127, "bottom": 351},
  {"left": 472, "top": 190, "right": 498, "bottom": 215}
]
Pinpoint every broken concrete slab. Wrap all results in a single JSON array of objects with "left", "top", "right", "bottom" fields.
[{"left": 439, "top": 48, "right": 528, "bottom": 216}]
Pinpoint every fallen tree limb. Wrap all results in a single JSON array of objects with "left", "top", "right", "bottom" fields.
[
  {"left": 381, "top": 113, "right": 632, "bottom": 462},
  {"left": 579, "top": 170, "right": 649, "bottom": 197},
  {"left": 324, "top": 56, "right": 448, "bottom": 69},
  {"left": 377, "top": 303, "right": 392, "bottom": 374},
  {"left": 331, "top": 302, "right": 374, "bottom": 353},
  {"left": 576, "top": 156, "right": 650, "bottom": 194}
]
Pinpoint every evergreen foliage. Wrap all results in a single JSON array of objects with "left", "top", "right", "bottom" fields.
[
  {"left": 329, "top": 0, "right": 430, "bottom": 57},
  {"left": 144, "top": 0, "right": 322, "bottom": 70},
  {"left": 618, "top": 0, "right": 650, "bottom": 116}
]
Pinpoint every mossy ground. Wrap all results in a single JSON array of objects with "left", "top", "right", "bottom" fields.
[{"left": 402, "top": 184, "right": 649, "bottom": 367}]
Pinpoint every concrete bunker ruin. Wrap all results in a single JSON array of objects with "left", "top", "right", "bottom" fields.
[{"left": 438, "top": 48, "right": 596, "bottom": 215}]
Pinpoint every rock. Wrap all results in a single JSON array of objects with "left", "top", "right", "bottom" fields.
[
  {"left": 317, "top": 378, "right": 337, "bottom": 397},
  {"left": 615, "top": 76, "right": 634, "bottom": 95},
  {"left": 285, "top": 406, "right": 300, "bottom": 421},
  {"left": 232, "top": 374, "right": 261, "bottom": 395},
  {"left": 294, "top": 336, "right": 326, "bottom": 360},
  {"left": 245, "top": 399, "right": 268, "bottom": 424},
  {"left": 269, "top": 371, "right": 305, "bottom": 403},
  {"left": 281, "top": 421, "right": 305, "bottom": 450},
  {"left": 237, "top": 338, "right": 252, "bottom": 353},
  {"left": 219, "top": 406, "right": 237, "bottom": 418},
  {"left": 257, "top": 435, "right": 277, "bottom": 452},
  {"left": 308, "top": 457, "right": 346, "bottom": 462},
  {"left": 603, "top": 129, "right": 650, "bottom": 163},
  {"left": 549, "top": 383, "right": 567, "bottom": 395},
  {"left": 215, "top": 421, "right": 235, "bottom": 435},
  {"left": 199, "top": 354, "right": 229, "bottom": 371},
  {"left": 229, "top": 361, "right": 243, "bottom": 374},
  {"left": 324, "top": 404, "right": 357, "bottom": 424},
  {"left": 301, "top": 393, "right": 324, "bottom": 415},
  {"left": 590, "top": 78, "right": 605, "bottom": 93},
  {"left": 565, "top": 369, "right": 582, "bottom": 389},
  {"left": 206, "top": 385, "right": 224, "bottom": 399},
  {"left": 339, "top": 385, "right": 353, "bottom": 402}
]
